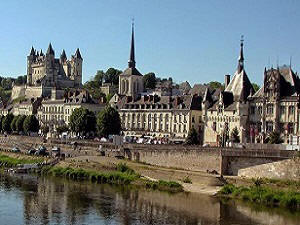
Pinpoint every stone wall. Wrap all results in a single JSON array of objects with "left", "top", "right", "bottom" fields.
[
  {"left": 238, "top": 158, "right": 300, "bottom": 180},
  {"left": 123, "top": 145, "right": 222, "bottom": 173}
]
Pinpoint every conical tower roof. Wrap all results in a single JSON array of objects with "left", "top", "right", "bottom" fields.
[{"left": 47, "top": 43, "right": 55, "bottom": 55}]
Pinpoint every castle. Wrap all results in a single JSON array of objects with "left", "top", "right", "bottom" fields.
[{"left": 12, "top": 44, "right": 83, "bottom": 100}]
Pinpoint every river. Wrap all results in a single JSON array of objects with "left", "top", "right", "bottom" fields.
[{"left": 0, "top": 173, "right": 299, "bottom": 225}]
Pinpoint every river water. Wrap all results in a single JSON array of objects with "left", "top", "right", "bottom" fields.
[{"left": 0, "top": 173, "right": 299, "bottom": 225}]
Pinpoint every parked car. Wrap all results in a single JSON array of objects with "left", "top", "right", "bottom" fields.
[
  {"left": 12, "top": 147, "right": 20, "bottom": 153},
  {"left": 51, "top": 146, "right": 61, "bottom": 157},
  {"left": 27, "top": 149, "right": 36, "bottom": 155},
  {"left": 35, "top": 146, "right": 48, "bottom": 156}
]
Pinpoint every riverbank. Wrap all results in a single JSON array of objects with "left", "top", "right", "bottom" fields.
[{"left": 219, "top": 179, "right": 300, "bottom": 210}]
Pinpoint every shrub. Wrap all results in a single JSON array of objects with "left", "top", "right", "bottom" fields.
[{"left": 182, "top": 176, "right": 192, "bottom": 184}]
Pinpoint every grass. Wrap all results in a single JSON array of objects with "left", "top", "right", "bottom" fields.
[
  {"left": 41, "top": 166, "right": 139, "bottom": 185},
  {"left": 219, "top": 184, "right": 300, "bottom": 210},
  {"left": 144, "top": 180, "right": 183, "bottom": 193},
  {"left": 0, "top": 154, "right": 43, "bottom": 167}
]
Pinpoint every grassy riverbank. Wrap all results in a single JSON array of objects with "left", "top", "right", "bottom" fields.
[
  {"left": 39, "top": 162, "right": 183, "bottom": 193},
  {"left": 219, "top": 183, "right": 300, "bottom": 210},
  {"left": 0, "top": 153, "right": 43, "bottom": 167}
]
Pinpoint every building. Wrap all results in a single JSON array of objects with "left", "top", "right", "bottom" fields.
[
  {"left": 249, "top": 66, "right": 300, "bottom": 143},
  {"left": 202, "top": 38, "right": 255, "bottom": 145},
  {"left": 112, "top": 24, "right": 202, "bottom": 140},
  {"left": 12, "top": 44, "right": 83, "bottom": 100},
  {"left": 37, "top": 89, "right": 105, "bottom": 129}
]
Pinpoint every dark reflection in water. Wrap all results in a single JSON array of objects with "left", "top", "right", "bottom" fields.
[{"left": 0, "top": 173, "right": 299, "bottom": 225}]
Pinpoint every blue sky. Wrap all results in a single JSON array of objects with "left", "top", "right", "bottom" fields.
[{"left": 0, "top": 1, "right": 299, "bottom": 86}]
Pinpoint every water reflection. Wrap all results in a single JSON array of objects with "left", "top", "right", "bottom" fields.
[{"left": 0, "top": 173, "right": 299, "bottom": 225}]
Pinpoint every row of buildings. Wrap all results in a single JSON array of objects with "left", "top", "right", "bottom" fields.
[{"left": 1, "top": 24, "right": 300, "bottom": 145}]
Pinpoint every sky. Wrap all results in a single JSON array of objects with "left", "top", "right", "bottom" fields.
[{"left": 0, "top": 0, "right": 299, "bottom": 86}]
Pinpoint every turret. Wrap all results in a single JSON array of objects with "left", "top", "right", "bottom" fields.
[
  {"left": 72, "top": 48, "right": 83, "bottom": 87},
  {"left": 60, "top": 49, "right": 67, "bottom": 62},
  {"left": 27, "top": 46, "right": 36, "bottom": 85},
  {"left": 46, "top": 43, "right": 55, "bottom": 56}
]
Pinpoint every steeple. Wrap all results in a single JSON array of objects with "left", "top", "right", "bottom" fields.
[
  {"left": 74, "top": 48, "right": 82, "bottom": 59},
  {"left": 30, "top": 46, "right": 35, "bottom": 56},
  {"left": 40, "top": 49, "right": 44, "bottom": 56},
  {"left": 47, "top": 43, "right": 55, "bottom": 55},
  {"left": 128, "top": 21, "right": 136, "bottom": 68},
  {"left": 237, "top": 35, "right": 244, "bottom": 73},
  {"left": 60, "top": 49, "right": 67, "bottom": 61}
]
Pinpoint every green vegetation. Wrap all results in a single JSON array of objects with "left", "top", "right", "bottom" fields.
[
  {"left": 2, "top": 113, "right": 14, "bottom": 133},
  {"left": 10, "top": 115, "right": 19, "bottom": 132},
  {"left": 182, "top": 176, "right": 192, "bottom": 184},
  {"left": 23, "top": 115, "right": 40, "bottom": 134},
  {"left": 15, "top": 115, "right": 26, "bottom": 133},
  {"left": 252, "top": 83, "right": 260, "bottom": 93},
  {"left": 208, "top": 81, "right": 224, "bottom": 90},
  {"left": 219, "top": 183, "right": 300, "bottom": 210},
  {"left": 230, "top": 127, "right": 240, "bottom": 143},
  {"left": 42, "top": 166, "right": 138, "bottom": 185},
  {"left": 145, "top": 180, "right": 183, "bottom": 193},
  {"left": 0, "top": 154, "right": 43, "bottom": 167},
  {"left": 143, "top": 72, "right": 157, "bottom": 89},
  {"left": 267, "top": 131, "right": 283, "bottom": 144},
  {"left": 69, "top": 107, "right": 96, "bottom": 136},
  {"left": 185, "top": 127, "right": 199, "bottom": 145},
  {"left": 96, "top": 106, "right": 121, "bottom": 137},
  {"left": 116, "top": 162, "right": 135, "bottom": 175}
]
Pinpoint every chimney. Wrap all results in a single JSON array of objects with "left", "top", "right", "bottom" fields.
[{"left": 225, "top": 74, "right": 231, "bottom": 88}]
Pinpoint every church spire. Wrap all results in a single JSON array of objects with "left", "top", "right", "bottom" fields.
[
  {"left": 47, "top": 43, "right": 55, "bottom": 55},
  {"left": 237, "top": 35, "right": 244, "bottom": 73},
  {"left": 30, "top": 46, "right": 35, "bottom": 56},
  {"left": 128, "top": 20, "right": 136, "bottom": 68}
]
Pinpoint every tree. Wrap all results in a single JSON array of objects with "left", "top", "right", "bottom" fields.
[
  {"left": 208, "top": 81, "right": 224, "bottom": 90},
  {"left": 94, "top": 70, "right": 105, "bottom": 86},
  {"left": 230, "top": 127, "right": 240, "bottom": 143},
  {"left": 56, "top": 125, "right": 69, "bottom": 135},
  {"left": 268, "top": 131, "right": 283, "bottom": 144},
  {"left": 10, "top": 115, "right": 19, "bottom": 132},
  {"left": 105, "top": 68, "right": 122, "bottom": 85},
  {"left": 2, "top": 114, "right": 14, "bottom": 133},
  {"left": 41, "top": 125, "right": 49, "bottom": 136},
  {"left": 16, "top": 115, "right": 26, "bottom": 132},
  {"left": 96, "top": 106, "right": 121, "bottom": 137},
  {"left": 252, "top": 83, "right": 260, "bottom": 93},
  {"left": 23, "top": 115, "right": 40, "bottom": 134},
  {"left": 143, "top": 72, "right": 156, "bottom": 89},
  {"left": 185, "top": 128, "right": 199, "bottom": 145},
  {"left": 69, "top": 107, "right": 96, "bottom": 135},
  {"left": 0, "top": 115, "right": 3, "bottom": 132}
]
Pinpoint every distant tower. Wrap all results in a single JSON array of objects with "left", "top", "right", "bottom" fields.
[
  {"left": 27, "top": 46, "right": 35, "bottom": 85},
  {"left": 72, "top": 48, "right": 83, "bottom": 87},
  {"left": 119, "top": 21, "right": 144, "bottom": 98},
  {"left": 45, "top": 43, "right": 55, "bottom": 83},
  {"left": 237, "top": 35, "right": 244, "bottom": 73}
]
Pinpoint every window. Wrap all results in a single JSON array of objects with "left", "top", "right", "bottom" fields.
[
  {"left": 267, "top": 104, "right": 273, "bottom": 115},
  {"left": 280, "top": 106, "right": 285, "bottom": 115},
  {"left": 213, "top": 122, "right": 217, "bottom": 131},
  {"left": 288, "top": 123, "right": 294, "bottom": 134},
  {"left": 258, "top": 106, "right": 262, "bottom": 115},
  {"left": 266, "top": 121, "right": 273, "bottom": 132},
  {"left": 289, "top": 106, "right": 295, "bottom": 116},
  {"left": 192, "top": 116, "right": 195, "bottom": 123},
  {"left": 250, "top": 106, "right": 255, "bottom": 115}
]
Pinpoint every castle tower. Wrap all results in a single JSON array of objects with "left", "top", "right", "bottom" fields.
[
  {"left": 27, "top": 46, "right": 35, "bottom": 85},
  {"left": 119, "top": 22, "right": 144, "bottom": 98},
  {"left": 71, "top": 48, "right": 83, "bottom": 87},
  {"left": 45, "top": 43, "right": 56, "bottom": 83}
]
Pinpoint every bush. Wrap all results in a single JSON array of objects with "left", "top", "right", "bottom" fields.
[
  {"left": 182, "top": 176, "right": 192, "bottom": 184},
  {"left": 23, "top": 115, "right": 39, "bottom": 134},
  {"left": 116, "top": 162, "right": 136, "bottom": 175}
]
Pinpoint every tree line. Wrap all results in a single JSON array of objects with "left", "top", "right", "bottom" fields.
[{"left": 0, "top": 114, "right": 39, "bottom": 134}]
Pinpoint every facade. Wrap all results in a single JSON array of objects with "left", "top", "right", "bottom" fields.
[
  {"left": 37, "top": 89, "right": 105, "bottom": 128},
  {"left": 12, "top": 44, "right": 83, "bottom": 100},
  {"left": 201, "top": 38, "right": 255, "bottom": 145},
  {"left": 249, "top": 66, "right": 300, "bottom": 143}
]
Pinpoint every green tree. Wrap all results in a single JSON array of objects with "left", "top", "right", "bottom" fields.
[
  {"left": 105, "top": 68, "right": 122, "bottom": 85},
  {"left": 96, "top": 106, "right": 121, "bottom": 137},
  {"left": 2, "top": 114, "right": 14, "bottom": 133},
  {"left": 185, "top": 128, "right": 199, "bottom": 145},
  {"left": 69, "top": 107, "right": 96, "bottom": 135},
  {"left": 143, "top": 72, "right": 156, "bottom": 89},
  {"left": 23, "top": 115, "right": 40, "bottom": 134},
  {"left": 94, "top": 70, "right": 105, "bottom": 86},
  {"left": 208, "top": 81, "right": 224, "bottom": 90},
  {"left": 16, "top": 115, "right": 26, "bottom": 133},
  {"left": 41, "top": 125, "right": 49, "bottom": 136},
  {"left": 268, "top": 131, "right": 283, "bottom": 144},
  {"left": 252, "top": 83, "right": 260, "bottom": 93},
  {"left": 10, "top": 115, "right": 19, "bottom": 132},
  {"left": 230, "top": 127, "right": 240, "bottom": 143}
]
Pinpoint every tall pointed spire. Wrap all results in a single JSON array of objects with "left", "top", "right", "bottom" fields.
[
  {"left": 47, "top": 43, "right": 55, "bottom": 55},
  {"left": 30, "top": 46, "right": 35, "bottom": 56},
  {"left": 74, "top": 48, "right": 82, "bottom": 59},
  {"left": 128, "top": 20, "right": 136, "bottom": 68},
  {"left": 237, "top": 35, "right": 244, "bottom": 73},
  {"left": 60, "top": 49, "right": 67, "bottom": 61}
]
